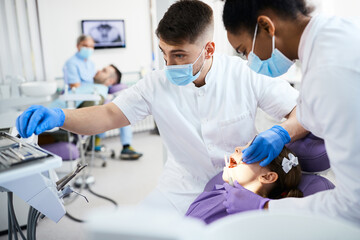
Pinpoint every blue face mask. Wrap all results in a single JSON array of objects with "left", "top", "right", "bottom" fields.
[
  {"left": 78, "top": 47, "right": 94, "bottom": 59},
  {"left": 247, "top": 24, "right": 294, "bottom": 78},
  {"left": 165, "top": 46, "right": 206, "bottom": 86}
]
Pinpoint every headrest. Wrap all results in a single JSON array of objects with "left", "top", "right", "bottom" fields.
[
  {"left": 298, "top": 174, "right": 335, "bottom": 196},
  {"left": 108, "top": 83, "right": 128, "bottom": 94},
  {"left": 286, "top": 133, "right": 330, "bottom": 172}
]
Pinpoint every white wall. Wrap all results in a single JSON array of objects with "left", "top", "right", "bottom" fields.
[
  {"left": 37, "top": 0, "right": 360, "bottom": 82},
  {"left": 310, "top": 0, "right": 360, "bottom": 17},
  {"left": 205, "top": 0, "right": 234, "bottom": 56},
  {"left": 150, "top": 0, "right": 234, "bottom": 71},
  {"left": 37, "top": 0, "right": 153, "bottom": 81}
]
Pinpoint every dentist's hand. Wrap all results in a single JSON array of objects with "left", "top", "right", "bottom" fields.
[
  {"left": 16, "top": 105, "right": 65, "bottom": 138},
  {"left": 223, "top": 181, "right": 269, "bottom": 214},
  {"left": 242, "top": 125, "right": 290, "bottom": 167}
]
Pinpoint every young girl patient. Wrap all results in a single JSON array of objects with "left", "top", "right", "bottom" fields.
[{"left": 185, "top": 145, "right": 303, "bottom": 224}]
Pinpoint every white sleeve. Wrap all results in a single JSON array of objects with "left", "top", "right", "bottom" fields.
[
  {"left": 250, "top": 71, "right": 299, "bottom": 122},
  {"left": 112, "top": 74, "right": 154, "bottom": 124},
  {"left": 269, "top": 67, "right": 360, "bottom": 225}
]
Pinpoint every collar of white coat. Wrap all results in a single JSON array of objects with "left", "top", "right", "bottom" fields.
[{"left": 298, "top": 14, "right": 323, "bottom": 74}]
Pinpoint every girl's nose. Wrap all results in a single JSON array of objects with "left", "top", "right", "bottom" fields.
[{"left": 235, "top": 147, "right": 242, "bottom": 153}]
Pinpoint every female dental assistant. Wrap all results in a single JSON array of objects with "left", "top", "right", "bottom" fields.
[{"left": 222, "top": 0, "right": 360, "bottom": 225}]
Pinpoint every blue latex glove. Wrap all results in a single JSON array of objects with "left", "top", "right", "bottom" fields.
[
  {"left": 223, "top": 181, "right": 270, "bottom": 214},
  {"left": 16, "top": 105, "right": 65, "bottom": 138},
  {"left": 242, "top": 125, "right": 290, "bottom": 167}
]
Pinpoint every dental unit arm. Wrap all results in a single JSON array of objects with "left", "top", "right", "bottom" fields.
[{"left": 0, "top": 131, "right": 87, "bottom": 223}]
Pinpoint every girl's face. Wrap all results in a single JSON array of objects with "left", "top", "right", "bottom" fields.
[{"left": 223, "top": 145, "right": 268, "bottom": 186}]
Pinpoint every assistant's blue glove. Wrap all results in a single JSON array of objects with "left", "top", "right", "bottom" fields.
[
  {"left": 16, "top": 105, "right": 65, "bottom": 138},
  {"left": 242, "top": 125, "right": 290, "bottom": 167},
  {"left": 223, "top": 181, "right": 269, "bottom": 214}
]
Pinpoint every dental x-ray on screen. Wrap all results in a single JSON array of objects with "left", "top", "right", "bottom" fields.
[{"left": 81, "top": 20, "right": 126, "bottom": 49}]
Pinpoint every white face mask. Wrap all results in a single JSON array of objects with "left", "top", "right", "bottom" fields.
[{"left": 247, "top": 24, "right": 294, "bottom": 78}]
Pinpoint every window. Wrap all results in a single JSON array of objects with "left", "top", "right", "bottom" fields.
[{"left": 0, "top": 0, "right": 45, "bottom": 88}]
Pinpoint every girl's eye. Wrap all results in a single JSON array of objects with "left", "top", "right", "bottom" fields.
[{"left": 175, "top": 54, "right": 184, "bottom": 59}]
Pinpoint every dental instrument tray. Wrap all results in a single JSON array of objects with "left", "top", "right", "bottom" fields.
[{"left": 0, "top": 132, "right": 50, "bottom": 172}]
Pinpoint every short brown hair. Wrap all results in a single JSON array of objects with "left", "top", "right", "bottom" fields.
[
  {"left": 266, "top": 147, "right": 303, "bottom": 199},
  {"left": 156, "top": 0, "right": 214, "bottom": 45}
]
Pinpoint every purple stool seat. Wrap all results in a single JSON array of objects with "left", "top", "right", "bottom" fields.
[
  {"left": 286, "top": 133, "right": 330, "bottom": 172},
  {"left": 41, "top": 142, "right": 80, "bottom": 161}
]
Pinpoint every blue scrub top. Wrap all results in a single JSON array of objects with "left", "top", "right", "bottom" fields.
[{"left": 63, "top": 52, "right": 96, "bottom": 85}]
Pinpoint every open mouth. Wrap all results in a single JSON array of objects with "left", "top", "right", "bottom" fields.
[{"left": 228, "top": 156, "right": 244, "bottom": 168}]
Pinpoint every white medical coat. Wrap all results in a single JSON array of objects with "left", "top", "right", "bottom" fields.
[
  {"left": 113, "top": 54, "right": 298, "bottom": 213},
  {"left": 270, "top": 15, "right": 360, "bottom": 225}
]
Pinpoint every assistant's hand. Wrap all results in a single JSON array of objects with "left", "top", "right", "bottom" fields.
[
  {"left": 16, "top": 105, "right": 65, "bottom": 138},
  {"left": 242, "top": 125, "right": 290, "bottom": 166},
  {"left": 223, "top": 181, "right": 269, "bottom": 214}
]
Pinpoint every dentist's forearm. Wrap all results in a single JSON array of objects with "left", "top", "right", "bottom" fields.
[
  {"left": 61, "top": 103, "right": 130, "bottom": 135},
  {"left": 281, "top": 107, "right": 309, "bottom": 142}
]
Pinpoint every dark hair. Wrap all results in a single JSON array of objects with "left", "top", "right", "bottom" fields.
[
  {"left": 156, "top": 0, "right": 213, "bottom": 45},
  {"left": 266, "top": 147, "right": 303, "bottom": 199},
  {"left": 222, "top": 0, "right": 313, "bottom": 35},
  {"left": 110, "top": 64, "right": 122, "bottom": 84}
]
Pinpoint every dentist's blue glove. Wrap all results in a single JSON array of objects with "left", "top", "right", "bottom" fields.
[
  {"left": 223, "top": 181, "right": 269, "bottom": 214},
  {"left": 242, "top": 125, "right": 290, "bottom": 167},
  {"left": 16, "top": 105, "right": 65, "bottom": 138}
]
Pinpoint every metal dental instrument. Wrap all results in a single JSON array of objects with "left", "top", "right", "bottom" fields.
[
  {"left": 0, "top": 152, "right": 11, "bottom": 165},
  {"left": 224, "top": 155, "right": 234, "bottom": 186},
  {"left": 249, "top": 135, "right": 257, "bottom": 146},
  {"left": 21, "top": 144, "right": 47, "bottom": 159},
  {"left": 0, "top": 154, "right": 9, "bottom": 168},
  {"left": 1, "top": 150, "right": 20, "bottom": 163},
  {"left": 56, "top": 163, "right": 88, "bottom": 191},
  {"left": 8, "top": 148, "right": 25, "bottom": 161}
]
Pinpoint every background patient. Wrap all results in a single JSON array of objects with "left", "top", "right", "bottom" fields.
[{"left": 186, "top": 146, "right": 303, "bottom": 224}]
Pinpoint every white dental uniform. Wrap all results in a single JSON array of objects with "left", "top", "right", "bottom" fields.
[
  {"left": 113, "top": 53, "right": 298, "bottom": 214},
  {"left": 270, "top": 15, "right": 360, "bottom": 225}
]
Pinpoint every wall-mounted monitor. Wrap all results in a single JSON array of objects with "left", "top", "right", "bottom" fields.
[{"left": 81, "top": 20, "right": 126, "bottom": 49}]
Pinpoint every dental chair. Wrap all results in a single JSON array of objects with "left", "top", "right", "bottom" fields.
[{"left": 85, "top": 133, "right": 360, "bottom": 240}]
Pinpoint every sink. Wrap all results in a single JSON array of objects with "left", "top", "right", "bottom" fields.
[{"left": 20, "top": 81, "right": 57, "bottom": 97}]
